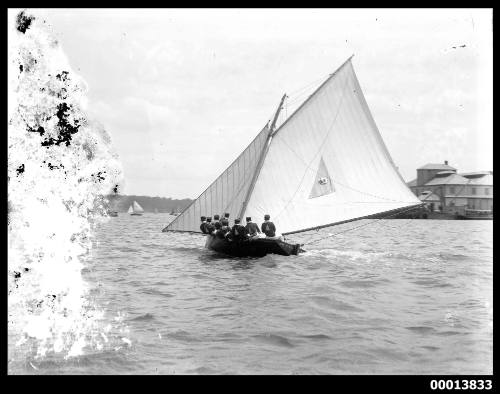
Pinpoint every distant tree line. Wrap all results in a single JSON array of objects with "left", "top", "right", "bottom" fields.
[{"left": 105, "top": 194, "right": 192, "bottom": 213}]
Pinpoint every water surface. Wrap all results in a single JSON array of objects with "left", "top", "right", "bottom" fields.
[{"left": 9, "top": 215, "right": 493, "bottom": 374}]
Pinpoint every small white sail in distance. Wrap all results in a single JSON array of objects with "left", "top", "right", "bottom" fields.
[
  {"left": 132, "top": 201, "right": 144, "bottom": 213},
  {"left": 127, "top": 205, "right": 133, "bottom": 214},
  {"left": 163, "top": 56, "right": 421, "bottom": 234}
]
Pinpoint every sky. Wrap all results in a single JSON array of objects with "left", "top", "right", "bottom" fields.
[{"left": 21, "top": 8, "right": 493, "bottom": 199}]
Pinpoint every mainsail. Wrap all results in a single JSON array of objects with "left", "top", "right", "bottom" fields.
[{"left": 163, "top": 57, "right": 421, "bottom": 235}]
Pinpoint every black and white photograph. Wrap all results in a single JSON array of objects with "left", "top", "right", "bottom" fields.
[{"left": 7, "top": 8, "right": 493, "bottom": 377}]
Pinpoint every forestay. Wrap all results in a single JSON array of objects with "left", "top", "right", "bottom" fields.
[
  {"left": 242, "top": 58, "right": 421, "bottom": 235},
  {"left": 163, "top": 124, "right": 270, "bottom": 232}
]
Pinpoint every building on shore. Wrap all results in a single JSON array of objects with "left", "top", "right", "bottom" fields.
[{"left": 407, "top": 161, "right": 493, "bottom": 219}]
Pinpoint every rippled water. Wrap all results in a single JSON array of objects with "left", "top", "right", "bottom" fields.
[{"left": 9, "top": 214, "right": 492, "bottom": 374}]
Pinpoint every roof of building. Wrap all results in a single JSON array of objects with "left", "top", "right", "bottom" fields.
[
  {"left": 436, "top": 170, "right": 456, "bottom": 176},
  {"left": 423, "top": 172, "right": 493, "bottom": 187},
  {"left": 417, "top": 163, "right": 457, "bottom": 170},
  {"left": 424, "top": 173, "right": 469, "bottom": 186},
  {"left": 466, "top": 174, "right": 493, "bottom": 186},
  {"left": 460, "top": 171, "right": 492, "bottom": 177}
]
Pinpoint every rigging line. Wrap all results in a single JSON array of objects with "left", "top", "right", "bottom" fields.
[
  {"left": 286, "top": 87, "right": 320, "bottom": 106},
  {"left": 302, "top": 204, "right": 424, "bottom": 246},
  {"left": 286, "top": 76, "right": 329, "bottom": 102},
  {"left": 273, "top": 75, "right": 355, "bottom": 221},
  {"left": 300, "top": 205, "right": 419, "bottom": 246},
  {"left": 285, "top": 84, "right": 327, "bottom": 111},
  {"left": 287, "top": 73, "right": 331, "bottom": 97}
]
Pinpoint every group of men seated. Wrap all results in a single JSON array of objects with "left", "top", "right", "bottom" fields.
[{"left": 199, "top": 213, "right": 278, "bottom": 242}]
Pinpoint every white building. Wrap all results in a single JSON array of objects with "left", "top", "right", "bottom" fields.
[{"left": 407, "top": 161, "right": 493, "bottom": 215}]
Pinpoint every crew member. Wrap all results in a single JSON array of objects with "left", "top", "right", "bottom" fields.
[
  {"left": 245, "top": 217, "right": 261, "bottom": 237},
  {"left": 213, "top": 214, "right": 221, "bottom": 226},
  {"left": 261, "top": 214, "right": 276, "bottom": 237},
  {"left": 231, "top": 218, "right": 248, "bottom": 242},
  {"left": 205, "top": 217, "right": 215, "bottom": 234},
  {"left": 213, "top": 221, "right": 225, "bottom": 238},
  {"left": 224, "top": 212, "right": 230, "bottom": 222},
  {"left": 200, "top": 216, "right": 208, "bottom": 234},
  {"left": 221, "top": 219, "right": 231, "bottom": 240}
]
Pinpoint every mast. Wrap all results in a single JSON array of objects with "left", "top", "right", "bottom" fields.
[
  {"left": 237, "top": 56, "right": 353, "bottom": 221},
  {"left": 237, "top": 94, "right": 287, "bottom": 220}
]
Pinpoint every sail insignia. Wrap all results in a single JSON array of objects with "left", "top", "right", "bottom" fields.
[{"left": 309, "top": 156, "right": 335, "bottom": 199}]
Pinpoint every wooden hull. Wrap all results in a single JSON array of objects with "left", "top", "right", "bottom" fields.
[
  {"left": 205, "top": 234, "right": 304, "bottom": 257},
  {"left": 130, "top": 213, "right": 143, "bottom": 216}
]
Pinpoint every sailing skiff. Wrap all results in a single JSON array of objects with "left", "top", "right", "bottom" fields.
[
  {"left": 129, "top": 201, "right": 144, "bottom": 216},
  {"left": 162, "top": 56, "right": 421, "bottom": 257}
]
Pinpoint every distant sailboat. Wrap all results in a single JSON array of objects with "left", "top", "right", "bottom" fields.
[
  {"left": 129, "top": 201, "right": 144, "bottom": 216},
  {"left": 162, "top": 56, "right": 422, "bottom": 256}
]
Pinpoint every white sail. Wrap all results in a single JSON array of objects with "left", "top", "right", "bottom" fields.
[
  {"left": 242, "top": 58, "right": 420, "bottom": 234},
  {"left": 133, "top": 201, "right": 144, "bottom": 213},
  {"left": 127, "top": 205, "right": 133, "bottom": 214},
  {"left": 163, "top": 124, "right": 271, "bottom": 232},
  {"left": 164, "top": 57, "right": 421, "bottom": 235}
]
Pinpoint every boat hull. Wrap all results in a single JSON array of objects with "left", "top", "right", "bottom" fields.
[
  {"left": 205, "top": 234, "right": 303, "bottom": 257},
  {"left": 130, "top": 213, "right": 143, "bottom": 216}
]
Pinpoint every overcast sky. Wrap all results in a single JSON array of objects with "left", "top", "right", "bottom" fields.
[{"left": 27, "top": 8, "right": 492, "bottom": 199}]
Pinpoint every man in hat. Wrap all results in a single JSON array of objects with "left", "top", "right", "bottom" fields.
[
  {"left": 213, "top": 214, "right": 221, "bottom": 227},
  {"left": 205, "top": 217, "right": 215, "bottom": 234},
  {"left": 231, "top": 218, "right": 248, "bottom": 242},
  {"left": 261, "top": 214, "right": 276, "bottom": 237},
  {"left": 221, "top": 218, "right": 231, "bottom": 240},
  {"left": 213, "top": 221, "right": 225, "bottom": 239},
  {"left": 245, "top": 217, "right": 261, "bottom": 238},
  {"left": 199, "top": 216, "right": 208, "bottom": 234},
  {"left": 224, "top": 212, "right": 230, "bottom": 222}
]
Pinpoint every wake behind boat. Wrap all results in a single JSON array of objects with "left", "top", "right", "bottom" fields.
[{"left": 162, "top": 56, "right": 422, "bottom": 257}]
